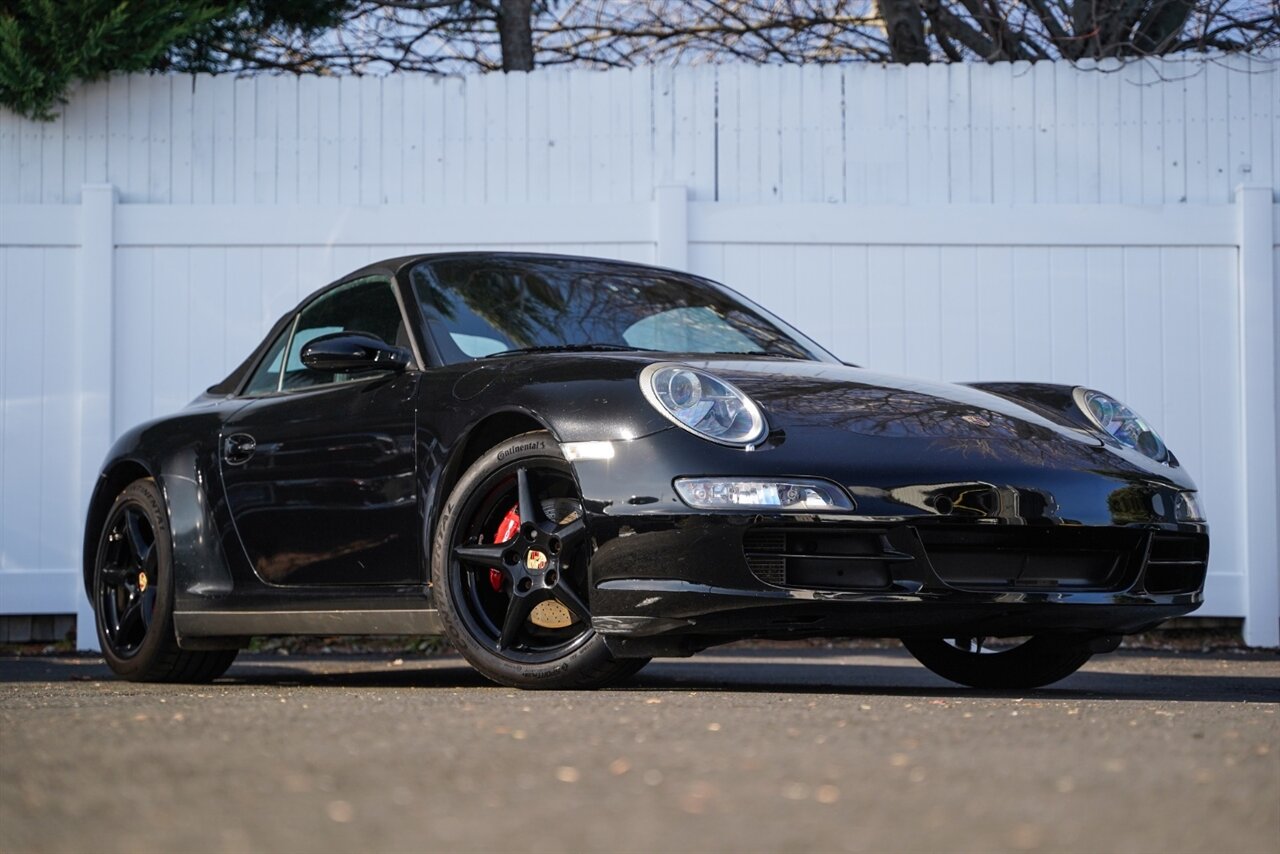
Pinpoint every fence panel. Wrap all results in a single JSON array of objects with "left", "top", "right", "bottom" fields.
[
  {"left": 0, "top": 246, "right": 84, "bottom": 614},
  {"left": 3, "top": 57, "right": 1276, "bottom": 207},
  {"left": 1, "top": 56, "right": 1276, "bottom": 646}
]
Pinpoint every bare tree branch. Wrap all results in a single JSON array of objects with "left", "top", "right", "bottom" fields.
[{"left": 166, "top": 0, "right": 1279, "bottom": 77}]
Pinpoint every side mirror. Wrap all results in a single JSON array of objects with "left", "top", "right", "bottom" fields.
[{"left": 300, "top": 331, "right": 411, "bottom": 374}]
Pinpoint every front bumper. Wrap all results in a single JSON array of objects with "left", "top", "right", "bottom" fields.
[{"left": 569, "top": 428, "right": 1208, "bottom": 657}]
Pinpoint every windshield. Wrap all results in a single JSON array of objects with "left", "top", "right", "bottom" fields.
[{"left": 408, "top": 256, "right": 837, "bottom": 365}]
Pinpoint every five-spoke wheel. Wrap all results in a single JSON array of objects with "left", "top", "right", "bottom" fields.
[
  {"left": 433, "top": 432, "right": 648, "bottom": 688},
  {"left": 97, "top": 502, "right": 160, "bottom": 657},
  {"left": 93, "top": 479, "right": 238, "bottom": 682},
  {"left": 451, "top": 465, "right": 594, "bottom": 657}
]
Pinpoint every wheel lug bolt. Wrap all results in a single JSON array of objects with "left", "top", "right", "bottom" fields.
[
  {"left": 545, "top": 570, "right": 558, "bottom": 586},
  {"left": 517, "top": 577, "right": 532, "bottom": 593}
]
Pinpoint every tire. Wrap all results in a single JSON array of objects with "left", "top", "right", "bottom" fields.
[
  {"left": 901, "top": 635, "right": 1093, "bottom": 689},
  {"left": 432, "top": 431, "right": 648, "bottom": 689},
  {"left": 93, "top": 478, "right": 238, "bottom": 682}
]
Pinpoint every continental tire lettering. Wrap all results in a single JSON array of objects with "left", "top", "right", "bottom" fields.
[{"left": 497, "top": 440, "right": 546, "bottom": 463}]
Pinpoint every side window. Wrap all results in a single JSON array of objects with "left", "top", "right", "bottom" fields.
[
  {"left": 243, "top": 321, "right": 294, "bottom": 395},
  {"left": 281, "top": 278, "right": 411, "bottom": 391}
]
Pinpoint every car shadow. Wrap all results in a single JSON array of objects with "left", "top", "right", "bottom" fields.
[
  {"left": 4, "top": 648, "right": 1276, "bottom": 704},
  {"left": 623, "top": 654, "right": 1280, "bottom": 704}
]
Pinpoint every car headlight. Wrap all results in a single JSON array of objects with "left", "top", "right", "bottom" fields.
[
  {"left": 640, "top": 364, "right": 767, "bottom": 447},
  {"left": 1073, "top": 388, "right": 1168, "bottom": 462},
  {"left": 675, "top": 478, "right": 854, "bottom": 511}
]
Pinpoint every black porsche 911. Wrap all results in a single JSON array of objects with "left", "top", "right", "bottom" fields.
[{"left": 85, "top": 252, "right": 1208, "bottom": 689}]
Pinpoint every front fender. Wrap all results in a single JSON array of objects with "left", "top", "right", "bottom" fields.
[
  {"left": 963, "top": 382, "right": 1095, "bottom": 432},
  {"left": 82, "top": 403, "right": 246, "bottom": 606},
  {"left": 458, "top": 357, "right": 671, "bottom": 443}
]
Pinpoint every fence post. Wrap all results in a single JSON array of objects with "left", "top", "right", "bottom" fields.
[
  {"left": 1236, "top": 185, "right": 1278, "bottom": 648},
  {"left": 653, "top": 185, "right": 689, "bottom": 271},
  {"left": 74, "top": 184, "right": 116, "bottom": 651}
]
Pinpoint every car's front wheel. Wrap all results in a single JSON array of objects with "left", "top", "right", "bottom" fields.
[
  {"left": 901, "top": 635, "right": 1093, "bottom": 689},
  {"left": 432, "top": 432, "right": 648, "bottom": 689},
  {"left": 93, "top": 478, "right": 238, "bottom": 682}
]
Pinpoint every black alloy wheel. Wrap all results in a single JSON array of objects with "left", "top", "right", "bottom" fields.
[
  {"left": 433, "top": 432, "right": 648, "bottom": 689},
  {"left": 452, "top": 464, "right": 592, "bottom": 660},
  {"left": 93, "top": 479, "right": 238, "bottom": 682},
  {"left": 98, "top": 501, "right": 160, "bottom": 657},
  {"left": 901, "top": 634, "right": 1094, "bottom": 689}
]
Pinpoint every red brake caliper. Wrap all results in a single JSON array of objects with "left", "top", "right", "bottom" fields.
[{"left": 489, "top": 505, "right": 520, "bottom": 591}]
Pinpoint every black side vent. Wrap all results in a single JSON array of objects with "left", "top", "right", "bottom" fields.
[
  {"left": 741, "top": 531, "right": 787, "bottom": 585},
  {"left": 1144, "top": 533, "right": 1209, "bottom": 594},
  {"left": 743, "top": 529, "right": 908, "bottom": 590}
]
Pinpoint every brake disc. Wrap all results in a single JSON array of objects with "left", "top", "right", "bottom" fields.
[{"left": 529, "top": 599, "right": 574, "bottom": 629}]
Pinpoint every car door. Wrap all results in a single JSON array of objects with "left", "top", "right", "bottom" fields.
[{"left": 219, "top": 277, "right": 422, "bottom": 586}]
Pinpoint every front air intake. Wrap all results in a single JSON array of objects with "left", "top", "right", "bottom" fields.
[
  {"left": 743, "top": 528, "right": 907, "bottom": 590},
  {"left": 916, "top": 526, "right": 1145, "bottom": 592},
  {"left": 1143, "top": 533, "right": 1209, "bottom": 594}
]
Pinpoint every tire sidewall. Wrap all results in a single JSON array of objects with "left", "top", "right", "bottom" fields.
[
  {"left": 431, "top": 431, "right": 621, "bottom": 688},
  {"left": 94, "top": 479, "right": 178, "bottom": 678}
]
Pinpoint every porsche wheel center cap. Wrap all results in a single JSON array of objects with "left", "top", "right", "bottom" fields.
[
  {"left": 137, "top": 572, "right": 148, "bottom": 592},
  {"left": 525, "top": 550, "right": 549, "bottom": 571}
]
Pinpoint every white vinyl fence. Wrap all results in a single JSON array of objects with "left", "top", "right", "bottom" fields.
[{"left": 1, "top": 56, "right": 1277, "bottom": 647}]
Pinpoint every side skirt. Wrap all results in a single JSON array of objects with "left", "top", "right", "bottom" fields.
[{"left": 174, "top": 608, "right": 444, "bottom": 648}]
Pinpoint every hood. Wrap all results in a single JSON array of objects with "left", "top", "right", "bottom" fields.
[
  {"left": 474, "top": 351, "right": 1103, "bottom": 448},
  {"left": 677, "top": 357, "right": 1102, "bottom": 448},
  {"left": 469, "top": 351, "right": 1196, "bottom": 487}
]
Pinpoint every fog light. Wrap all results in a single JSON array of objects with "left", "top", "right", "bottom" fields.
[
  {"left": 674, "top": 478, "right": 854, "bottom": 511},
  {"left": 1174, "top": 491, "right": 1205, "bottom": 522}
]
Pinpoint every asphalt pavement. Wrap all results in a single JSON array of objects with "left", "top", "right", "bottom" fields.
[{"left": 1, "top": 646, "right": 1277, "bottom": 854}]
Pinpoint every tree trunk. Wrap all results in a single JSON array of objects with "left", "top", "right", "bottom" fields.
[
  {"left": 877, "top": 0, "right": 931, "bottom": 63},
  {"left": 497, "top": 0, "right": 535, "bottom": 71},
  {"left": 1133, "top": 0, "right": 1195, "bottom": 53}
]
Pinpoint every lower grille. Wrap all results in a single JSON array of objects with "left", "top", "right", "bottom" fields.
[
  {"left": 743, "top": 529, "right": 906, "bottom": 590},
  {"left": 743, "top": 524, "right": 1206, "bottom": 596},
  {"left": 917, "top": 526, "right": 1144, "bottom": 592}
]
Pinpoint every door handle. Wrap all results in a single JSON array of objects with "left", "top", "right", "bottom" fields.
[{"left": 224, "top": 433, "right": 257, "bottom": 465}]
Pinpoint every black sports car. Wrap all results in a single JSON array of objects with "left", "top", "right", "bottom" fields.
[{"left": 85, "top": 253, "right": 1208, "bottom": 689}]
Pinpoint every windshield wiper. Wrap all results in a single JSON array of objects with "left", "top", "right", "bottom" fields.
[
  {"left": 483, "top": 343, "right": 656, "bottom": 358},
  {"left": 708, "top": 350, "right": 808, "bottom": 360}
]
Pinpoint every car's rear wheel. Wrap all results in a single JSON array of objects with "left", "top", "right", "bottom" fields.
[
  {"left": 432, "top": 431, "right": 648, "bottom": 689},
  {"left": 94, "top": 479, "right": 237, "bottom": 682},
  {"left": 901, "top": 635, "right": 1093, "bottom": 689}
]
